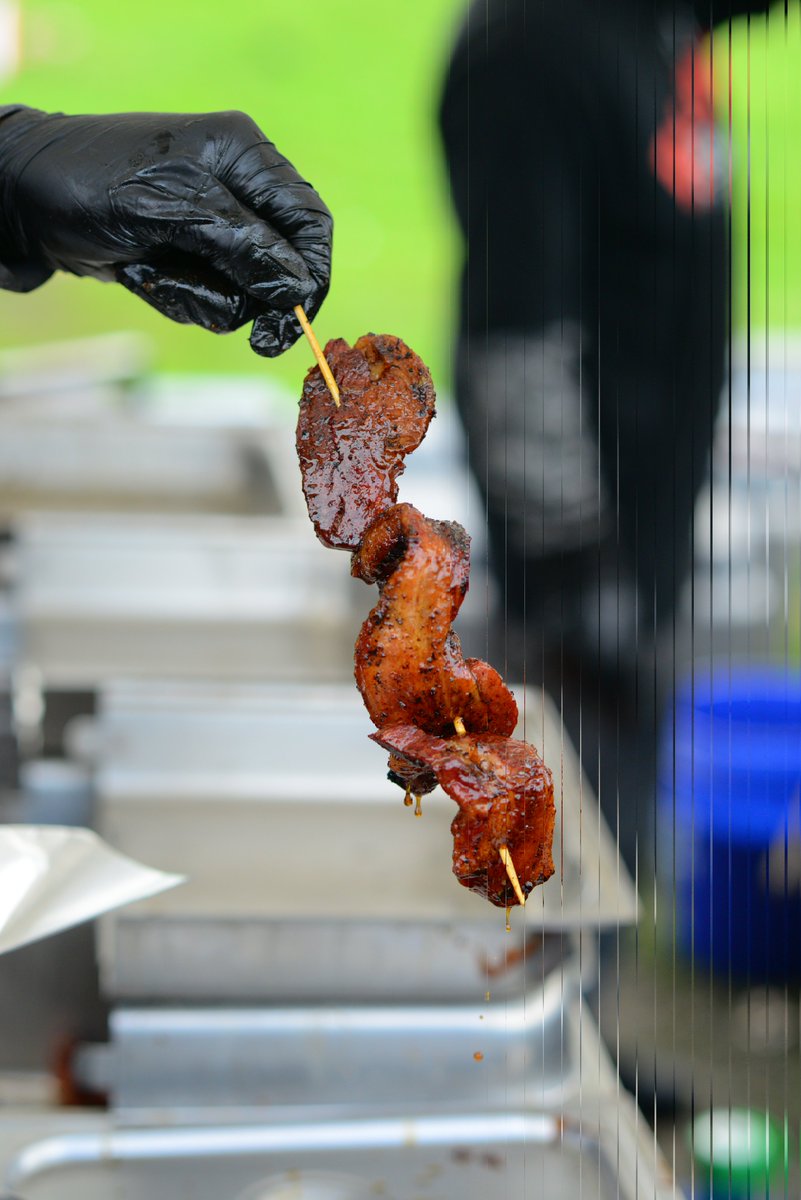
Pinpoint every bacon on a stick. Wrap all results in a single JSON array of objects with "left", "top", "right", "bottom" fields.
[
  {"left": 295, "top": 330, "right": 555, "bottom": 909},
  {"left": 372, "top": 724, "right": 556, "bottom": 908}
]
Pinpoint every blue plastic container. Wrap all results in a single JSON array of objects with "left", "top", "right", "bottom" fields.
[{"left": 659, "top": 668, "right": 801, "bottom": 981}]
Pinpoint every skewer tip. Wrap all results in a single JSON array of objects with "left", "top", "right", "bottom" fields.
[{"left": 499, "top": 844, "right": 527, "bottom": 908}]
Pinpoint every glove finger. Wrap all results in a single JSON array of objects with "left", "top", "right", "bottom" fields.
[
  {"left": 248, "top": 278, "right": 328, "bottom": 358},
  {"left": 222, "top": 140, "right": 333, "bottom": 290},
  {"left": 117, "top": 261, "right": 253, "bottom": 332},
  {"left": 249, "top": 310, "right": 302, "bottom": 358},
  {"left": 113, "top": 160, "right": 318, "bottom": 310}
]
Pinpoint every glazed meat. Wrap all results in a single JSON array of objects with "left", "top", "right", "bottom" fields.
[
  {"left": 296, "top": 334, "right": 436, "bottom": 551},
  {"left": 295, "top": 328, "right": 556, "bottom": 911},
  {"left": 352, "top": 502, "right": 518, "bottom": 793},
  {"left": 372, "top": 724, "right": 556, "bottom": 908}
]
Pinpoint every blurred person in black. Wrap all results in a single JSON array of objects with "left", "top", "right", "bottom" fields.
[{"left": 439, "top": 0, "right": 767, "bottom": 875}]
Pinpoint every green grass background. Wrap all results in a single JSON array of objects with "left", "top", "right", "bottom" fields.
[
  {"left": 0, "top": 0, "right": 797, "bottom": 395},
  {"left": 0, "top": 0, "right": 465, "bottom": 392},
  {"left": 722, "top": 1, "right": 801, "bottom": 333}
]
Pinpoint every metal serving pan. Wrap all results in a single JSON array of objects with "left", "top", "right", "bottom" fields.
[
  {"left": 8, "top": 397, "right": 493, "bottom": 691},
  {"left": 0, "top": 1005, "right": 675, "bottom": 1199},
  {"left": 99, "top": 916, "right": 580, "bottom": 1004},
  {"left": 91, "top": 951, "right": 574, "bottom": 1111},
  {"left": 13, "top": 514, "right": 363, "bottom": 687},
  {"left": 0, "top": 1108, "right": 633, "bottom": 1195},
  {"left": 91, "top": 682, "right": 637, "bottom": 1002},
  {"left": 0, "top": 351, "right": 305, "bottom": 519},
  {"left": 0, "top": 1110, "right": 654, "bottom": 1200}
]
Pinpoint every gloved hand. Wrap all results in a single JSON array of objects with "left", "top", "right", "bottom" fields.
[{"left": 0, "top": 106, "right": 332, "bottom": 356}]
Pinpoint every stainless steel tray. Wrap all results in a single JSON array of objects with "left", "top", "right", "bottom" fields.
[
  {"left": 92, "top": 683, "right": 638, "bottom": 1001},
  {"left": 100, "top": 917, "right": 579, "bottom": 1003},
  {"left": 0, "top": 360, "right": 305, "bottom": 519},
  {"left": 9, "top": 400, "right": 492, "bottom": 691},
  {"left": 0, "top": 1006, "right": 675, "bottom": 1199},
  {"left": 98, "top": 965, "right": 573, "bottom": 1111},
  {"left": 1, "top": 1107, "right": 671, "bottom": 1200},
  {"left": 14, "top": 515, "right": 363, "bottom": 686}
]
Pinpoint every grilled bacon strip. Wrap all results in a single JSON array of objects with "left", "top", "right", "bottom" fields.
[
  {"left": 352, "top": 502, "right": 517, "bottom": 794},
  {"left": 296, "top": 334, "right": 435, "bottom": 551},
  {"left": 371, "top": 724, "right": 556, "bottom": 908}
]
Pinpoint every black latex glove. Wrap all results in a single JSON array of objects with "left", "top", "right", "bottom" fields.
[{"left": 0, "top": 105, "right": 332, "bottom": 356}]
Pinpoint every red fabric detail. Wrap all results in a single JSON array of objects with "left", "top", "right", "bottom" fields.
[{"left": 651, "top": 40, "right": 718, "bottom": 211}]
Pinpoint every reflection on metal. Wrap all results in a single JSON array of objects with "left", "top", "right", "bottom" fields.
[{"left": 3, "top": 1102, "right": 666, "bottom": 1200}]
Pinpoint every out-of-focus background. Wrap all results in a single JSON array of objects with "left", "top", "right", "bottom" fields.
[
  {"left": 0, "top": 3, "right": 799, "bottom": 1198},
  {"left": 0, "top": 0, "right": 799, "bottom": 385}
]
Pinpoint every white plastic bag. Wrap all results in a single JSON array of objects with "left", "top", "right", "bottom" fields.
[{"left": 0, "top": 824, "right": 184, "bottom": 955}]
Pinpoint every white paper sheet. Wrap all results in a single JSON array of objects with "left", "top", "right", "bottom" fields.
[{"left": 0, "top": 825, "right": 184, "bottom": 955}]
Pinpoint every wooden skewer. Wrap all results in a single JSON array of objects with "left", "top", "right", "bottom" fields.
[
  {"left": 499, "top": 845, "right": 527, "bottom": 907},
  {"left": 453, "top": 716, "right": 466, "bottom": 736},
  {"left": 294, "top": 305, "right": 341, "bottom": 407}
]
